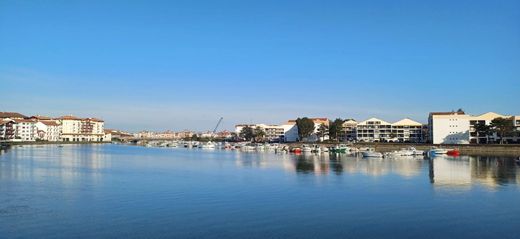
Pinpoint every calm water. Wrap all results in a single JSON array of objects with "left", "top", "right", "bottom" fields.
[{"left": 1, "top": 144, "right": 520, "bottom": 239}]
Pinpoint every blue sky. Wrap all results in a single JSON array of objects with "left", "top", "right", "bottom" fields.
[{"left": 1, "top": 0, "right": 519, "bottom": 131}]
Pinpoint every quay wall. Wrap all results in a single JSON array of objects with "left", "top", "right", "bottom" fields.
[{"left": 286, "top": 142, "right": 520, "bottom": 157}]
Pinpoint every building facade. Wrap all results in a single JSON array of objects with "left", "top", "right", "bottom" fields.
[
  {"left": 429, "top": 111, "right": 520, "bottom": 144},
  {"left": 356, "top": 118, "right": 424, "bottom": 143},
  {"left": 235, "top": 123, "right": 298, "bottom": 142},
  {"left": 35, "top": 120, "right": 62, "bottom": 141},
  {"left": 0, "top": 119, "right": 17, "bottom": 141},
  {"left": 59, "top": 116, "right": 105, "bottom": 142},
  {"left": 14, "top": 119, "right": 37, "bottom": 141}
]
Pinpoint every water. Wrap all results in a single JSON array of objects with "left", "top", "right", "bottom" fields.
[{"left": 1, "top": 144, "right": 519, "bottom": 239}]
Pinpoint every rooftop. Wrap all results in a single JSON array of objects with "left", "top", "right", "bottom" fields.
[{"left": 0, "top": 112, "right": 27, "bottom": 119}]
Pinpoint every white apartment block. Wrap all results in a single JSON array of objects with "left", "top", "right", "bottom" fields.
[
  {"left": 59, "top": 116, "right": 105, "bottom": 142},
  {"left": 0, "top": 119, "right": 17, "bottom": 141},
  {"left": 356, "top": 118, "right": 424, "bottom": 143},
  {"left": 429, "top": 111, "right": 520, "bottom": 144},
  {"left": 340, "top": 119, "right": 358, "bottom": 141},
  {"left": 14, "top": 119, "right": 37, "bottom": 141},
  {"left": 35, "top": 120, "right": 62, "bottom": 141},
  {"left": 287, "top": 118, "right": 330, "bottom": 142},
  {"left": 235, "top": 123, "right": 298, "bottom": 142}
]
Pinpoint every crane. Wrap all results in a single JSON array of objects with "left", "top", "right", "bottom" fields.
[{"left": 212, "top": 117, "right": 223, "bottom": 134}]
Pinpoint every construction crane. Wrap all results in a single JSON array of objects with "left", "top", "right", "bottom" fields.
[{"left": 212, "top": 117, "right": 223, "bottom": 134}]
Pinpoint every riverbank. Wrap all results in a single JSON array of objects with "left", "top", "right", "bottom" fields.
[
  {"left": 1, "top": 141, "right": 110, "bottom": 147},
  {"left": 286, "top": 142, "right": 520, "bottom": 157}
]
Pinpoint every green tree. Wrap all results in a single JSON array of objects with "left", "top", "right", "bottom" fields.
[
  {"left": 473, "top": 122, "right": 491, "bottom": 144},
  {"left": 328, "top": 118, "right": 344, "bottom": 141},
  {"left": 254, "top": 126, "right": 266, "bottom": 142},
  {"left": 239, "top": 126, "right": 255, "bottom": 142},
  {"left": 296, "top": 117, "right": 315, "bottom": 141},
  {"left": 490, "top": 117, "right": 515, "bottom": 144}
]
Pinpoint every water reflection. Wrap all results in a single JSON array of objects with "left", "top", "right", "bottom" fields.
[
  {"left": 0, "top": 144, "right": 111, "bottom": 185},
  {"left": 430, "top": 155, "right": 520, "bottom": 189},
  {"left": 236, "top": 152, "right": 520, "bottom": 188}
]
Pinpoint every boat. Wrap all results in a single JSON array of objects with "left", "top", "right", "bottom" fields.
[
  {"left": 429, "top": 147, "right": 449, "bottom": 155},
  {"left": 361, "top": 148, "right": 383, "bottom": 158},
  {"left": 291, "top": 147, "right": 302, "bottom": 154},
  {"left": 447, "top": 149, "right": 460, "bottom": 156},
  {"left": 302, "top": 145, "right": 313, "bottom": 153},
  {"left": 330, "top": 144, "right": 350, "bottom": 153},
  {"left": 200, "top": 142, "right": 216, "bottom": 149}
]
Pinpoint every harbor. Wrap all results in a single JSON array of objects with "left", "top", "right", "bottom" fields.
[{"left": 1, "top": 144, "right": 519, "bottom": 238}]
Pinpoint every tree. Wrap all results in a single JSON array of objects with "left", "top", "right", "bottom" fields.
[
  {"left": 490, "top": 117, "right": 515, "bottom": 144},
  {"left": 239, "top": 126, "right": 255, "bottom": 142},
  {"left": 328, "top": 118, "right": 344, "bottom": 142},
  {"left": 473, "top": 122, "right": 491, "bottom": 144},
  {"left": 254, "top": 126, "right": 266, "bottom": 142},
  {"left": 295, "top": 117, "right": 315, "bottom": 141},
  {"left": 316, "top": 124, "right": 329, "bottom": 142}
]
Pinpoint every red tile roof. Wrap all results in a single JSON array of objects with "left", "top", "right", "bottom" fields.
[{"left": 0, "top": 112, "right": 27, "bottom": 119}]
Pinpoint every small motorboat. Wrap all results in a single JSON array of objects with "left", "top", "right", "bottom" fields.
[
  {"left": 447, "top": 149, "right": 460, "bottom": 156},
  {"left": 302, "top": 145, "right": 313, "bottom": 153},
  {"left": 429, "top": 147, "right": 449, "bottom": 155},
  {"left": 362, "top": 148, "right": 383, "bottom": 158}
]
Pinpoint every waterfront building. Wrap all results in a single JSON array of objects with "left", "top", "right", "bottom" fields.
[
  {"left": 429, "top": 111, "right": 520, "bottom": 144},
  {"left": 14, "top": 119, "right": 38, "bottom": 141},
  {"left": 340, "top": 119, "right": 358, "bottom": 141},
  {"left": 286, "top": 118, "right": 330, "bottom": 142},
  {"left": 103, "top": 129, "right": 113, "bottom": 142},
  {"left": 356, "top": 118, "right": 424, "bottom": 143},
  {"left": 0, "top": 119, "right": 17, "bottom": 141},
  {"left": 59, "top": 116, "right": 105, "bottom": 142},
  {"left": 235, "top": 123, "right": 298, "bottom": 142},
  {"left": 356, "top": 118, "right": 392, "bottom": 142},
  {"left": 391, "top": 118, "right": 424, "bottom": 143},
  {"left": 35, "top": 120, "right": 62, "bottom": 141}
]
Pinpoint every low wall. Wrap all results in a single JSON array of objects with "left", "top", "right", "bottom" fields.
[{"left": 287, "top": 142, "right": 520, "bottom": 157}]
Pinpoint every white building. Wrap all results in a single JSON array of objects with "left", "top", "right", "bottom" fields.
[
  {"left": 340, "top": 119, "right": 358, "bottom": 141},
  {"left": 356, "top": 118, "right": 392, "bottom": 142},
  {"left": 429, "top": 111, "right": 520, "bottom": 144},
  {"left": 14, "top": 119, "right": 37, "bottom": 141},
  {"left": 286, "top": 118, "right": 330, "bottom": 142},
  {"left": 428, "top": 111, "right": 470, "bottom": 144},
  {"left": 356, "top": 118, "right": 425, "bottom": 143},
  {"left": 59, "top": 116, "right": 105, "bottom": 142},
  {"left": 35, "top": 120, "right": 62, "bottom": 141},
  {"left": 235, "top": 123, "right": 298, "bottom": 142},
  {"left": 0, "top": 119, "right": 17, "bottom": 141}
]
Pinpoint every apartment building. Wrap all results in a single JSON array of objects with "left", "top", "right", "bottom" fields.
[
  {"left": 429, "top": 111, "right": 520, "bottom": 144},
  {"left": 286, "top": 118, "right": 330, "bottom": 141},
  {"left": 356, "top": 118, "right": 424, "bottom": 143},
  {"left": 0, "top": 119, "right": 17, "bottom": 141},
  {"left": 35, "top": 120, "right": 62, "bottom": 141},
  {"left": 59, "top": 116, "right": 105, "bottom": 142},
  {"left": 15, "top": 119, "right": 37, "bottom": 141},
  {"left": 235, "top": 123, "right": 298, "bottom": 142},
  {"left": 340, "top": 119, "right": 358, "bottom": 141}
]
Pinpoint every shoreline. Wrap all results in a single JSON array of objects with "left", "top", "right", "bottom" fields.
[
  {"left": 1, "top": 141, "right": 110, "bottom": 147},
  {"left": 286, "top": 142, "right": 520, "bottom": 157}
]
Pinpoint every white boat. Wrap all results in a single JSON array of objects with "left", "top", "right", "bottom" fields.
[
  {"left": 242, "top": 144, "right": 256, "bottom": 151},
  {"left": 429, "top": 147, "right": 449, "bottom": 155},
  {"left": 320, "top": 146, "right": 329, "bottom": 153},
  {"left": 361, "top": 148, "right": 383, "bottom": 158},
  {"left": 302, "top": 145, "right": 313, "bottom": 153},
  {"left": 200, "top": 142, "right": 216, "bottom": 149}
]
